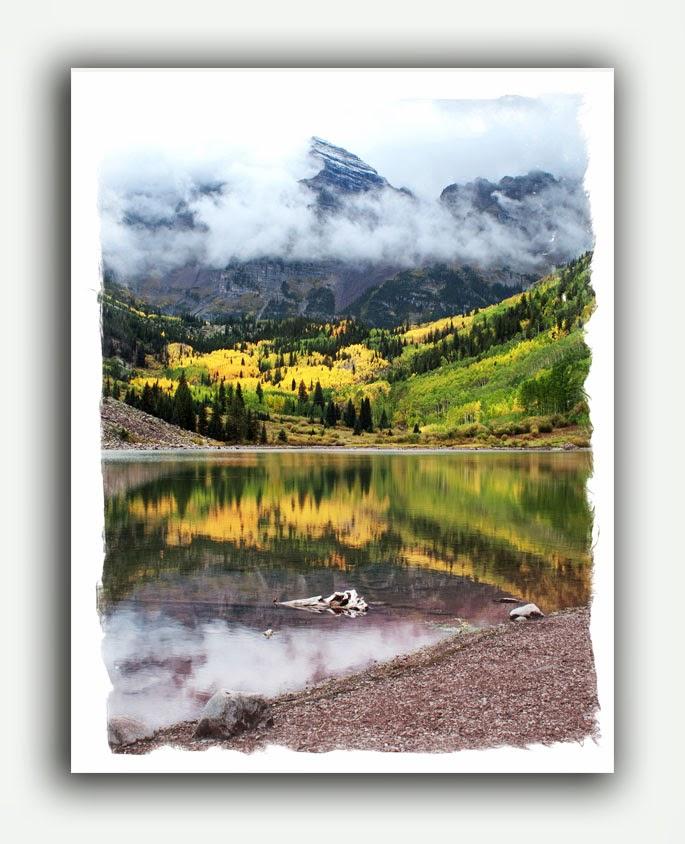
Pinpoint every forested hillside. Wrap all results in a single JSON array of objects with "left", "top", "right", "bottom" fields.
[{"left": 101, "top": 252, "right": 594, "bottom": 448}]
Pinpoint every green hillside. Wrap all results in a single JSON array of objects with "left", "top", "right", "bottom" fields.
[{"left": 101, "top": 252, "right": 594, "bottom": 449}]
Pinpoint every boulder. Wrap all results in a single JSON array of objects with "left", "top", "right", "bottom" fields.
[
  {"left": 194, "top": 691, "right": 274, "bottom": 740},
  {"left": 108, "top": 716, "right": 154, "bottom": 748},
  {"left": 509, "top": 603, "right": 545, "bottom": 620}
]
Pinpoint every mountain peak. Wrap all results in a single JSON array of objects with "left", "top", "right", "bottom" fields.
[{"left": 302, "top": 138, "right": 391, "bottom": 208}]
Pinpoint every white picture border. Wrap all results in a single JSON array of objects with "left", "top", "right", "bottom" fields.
[{"left": 71, "top": 68, "right": 613, "bottom": 773}]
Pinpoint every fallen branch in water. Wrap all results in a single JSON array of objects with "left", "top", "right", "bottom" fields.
[{"left": 275, "top": 589, "right": 368, "bottom": 617}]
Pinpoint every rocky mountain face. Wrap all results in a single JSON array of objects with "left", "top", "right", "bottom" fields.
[
  {"left": 133, "top": 258, "right": 400, "bottom": 321},
  {"left": 301, "top": 137, "right": 395, "bottom": 209},
  {"left": 106, "top": 138, "right": 591, "bottom": 326},
  {"left": 440, "top": 171, "right": 560, "bottom": 220}
]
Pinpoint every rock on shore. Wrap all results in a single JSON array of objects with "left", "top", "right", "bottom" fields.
[{"left": 194, "top": 691, "right": 273, "bottom": 740}]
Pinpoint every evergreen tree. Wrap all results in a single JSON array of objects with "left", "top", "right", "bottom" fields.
[
  {"left": 291, "top": 378, "right": 296, "bottom": 391},
  {"left": 198, "top": 404, "right": 209, "bottom": 435},
  {"left": 413, "top": 422, "right": 420, "bottom": 434},
  {"left": 224, "top": 410, "right": 240, "bottom": 442},
  {"left": 208, "top": 397, "right": 223, "bottom": 440},
  {"left": 256, "top": 382, "right": 264, "bottom": 403},
  {"left": 141, "top": 382, "right": 153, "bottom": 414},
  {"left": 259, "top": 423, "right": 268, "bottom": 445},
  {"left": 343, "top": 399, "right": 356, "bottom": 428},
  {"left": 246, "top": 409, "right": 259, "bottom": 442},
  {"left": 173, "top": 371, "right": 195, "bottom": 431},
  {"left": 324, "top": 400, "right": 337, "bottom": 427},
  {"left": 277, "top": 427, "right": 288, "bottom": 443},
  {"left": 353, "top": 417, "right": 362, "bottom": 436},
  {"left": 379, "top": 408, "right": 389, "bottom": 429},
  {"left": 298, "top": 380, "right": 308, "bottom": 403},
  {"left": 359, "top": 397, "right": 373, "bottom": 432},
  {"left": 313, "top": 381, "right": 324, "bottom": 408}
]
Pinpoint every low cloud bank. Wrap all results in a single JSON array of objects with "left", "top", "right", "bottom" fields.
[{"left": 100, "top": 153, "right": 593, "bottom": 279}]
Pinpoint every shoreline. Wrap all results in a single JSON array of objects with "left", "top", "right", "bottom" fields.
[
  {"left": 102, "top": 445, "right": 593, "bottom": 458},
  {"left": 115, "top": 607, "right": 598, "bottom": 756}
]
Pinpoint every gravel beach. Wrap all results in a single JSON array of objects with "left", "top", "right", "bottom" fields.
[{"left": 115, "top": 607, "right": 598, "bottom": 755}]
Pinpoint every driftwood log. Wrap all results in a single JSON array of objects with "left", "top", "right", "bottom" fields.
[{"left": 275, "top": 589, "right": 368, "bottom": 617}]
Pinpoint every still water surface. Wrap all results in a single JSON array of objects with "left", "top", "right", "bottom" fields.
[{"left": 101, "top": 451, "right": 593, "bottom": 730}]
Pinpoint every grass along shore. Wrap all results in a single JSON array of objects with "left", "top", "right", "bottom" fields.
[{"left": 114, "top": 607, "right": 598, "bottom": 756}]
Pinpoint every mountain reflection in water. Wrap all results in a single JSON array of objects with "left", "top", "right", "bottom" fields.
[{"left": 101, "top": 451, "right": 593, "bottom": 731}]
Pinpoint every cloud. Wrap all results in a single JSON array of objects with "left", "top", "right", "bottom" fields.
[
  {"left": 98, "top": 96, "right": 592, "bottom": 279},
  {"left": 100, "top": 164, "right": 592, "bottom": 278}
]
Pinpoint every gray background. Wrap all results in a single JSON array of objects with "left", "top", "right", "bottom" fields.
[{"left": 2, "top": 0, "right": 680, "bottom": 839}]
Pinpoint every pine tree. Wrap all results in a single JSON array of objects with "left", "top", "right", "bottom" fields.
[
  {"left": 298, "top": 380, "right": 308, "bottom": 403},
  {"left": 313, "top": 381, "right": 324, "bottom": 408},
  {"left": 324, "top": 400, "right": 337, "bottom": 427},
  {"left": 291, "top": 378, "right": 296, "bottom": 392},
  {"left": 343, "top": 399, "right": 356, "bottom": 428},
  {"left": 259, "top": 423, "right": 268, "bottom": 445},
  {"left": 208, "top": 397, "right": 223, "bottom": 440},
  {"left": 256, "top": 382, "right": 264, "bottom": 403},
  {"left": 379, "top": 408, "right": 389, "bottom": 429},
  {"left": 353, "top": 417, "right": 362, "bottom": 436},
  {"left": 413, "top": 422, "right": 420, "bottom": 434},
  {"left": 198, "top": 404, "right": 209, "bottom": 435},
  {"left": 277, "top": 427, "right": 288, "bottom": 443},
  {"left": 224, "top": 410, "right": 240, "bottom": 442},
  {"left": 246, "top": 409, "right": 259, "bottom": 442},
  {"left": 141, "top": 382, "right": 153, "bottom": 414},
  {"left": 173, "top": 371, "right": 195, "bottom": 431},
  {"left": 359, "top": 397, "right": 373, "bottom": 432}
]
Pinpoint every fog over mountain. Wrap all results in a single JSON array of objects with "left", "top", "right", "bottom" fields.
[
  {"left": 102, "top": 143, "right": 590, "bottom": 273},
  {"left": 98, "top": 95, "right": 593, "bottom": 320}
]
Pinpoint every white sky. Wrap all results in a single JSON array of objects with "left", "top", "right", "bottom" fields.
[{"left": 95, "top": 72, "right": 587, "bottom": 197}]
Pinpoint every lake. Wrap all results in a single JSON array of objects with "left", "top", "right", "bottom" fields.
[{"left": 100, "top": 450, "right": 593, "bottom": 731}]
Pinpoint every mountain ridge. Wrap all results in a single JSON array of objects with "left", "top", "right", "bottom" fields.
[{"left": 103, "top": 137, "right": 591, "bottom": 324}]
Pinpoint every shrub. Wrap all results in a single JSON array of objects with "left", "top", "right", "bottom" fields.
[
  {"left": 277, "top": 428, "right": 288, "bottom": 443},
  {"left": 491, "top": 420, "right": 531, "bottom": 437},
  {"left": 451, "top": 423, "right": 489, "bottom": 439},
  {"left": 118, "top": 427, "right": 133, "bottom": 443}
]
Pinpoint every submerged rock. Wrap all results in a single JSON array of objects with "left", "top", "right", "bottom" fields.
[
  {"left": 194, "top": 691, "right": 274, "bottom": 740},
  {"left": 510, "top": 603, "right": 545, "bottom": 620},
  {"left": 108, "top": 716, "right": 154, "bottom": 748}
]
